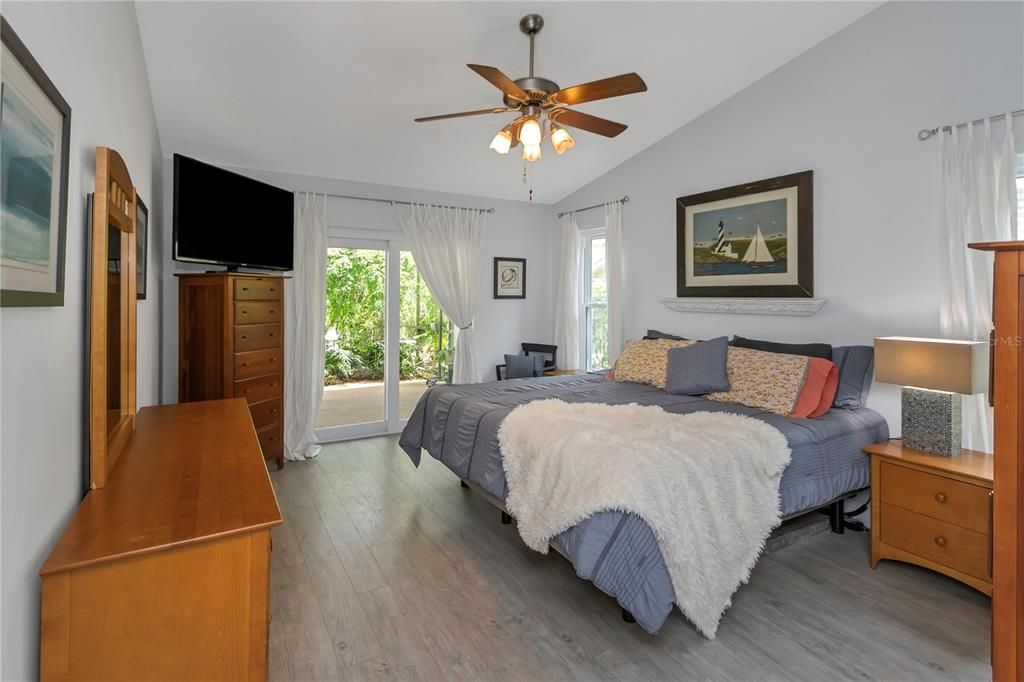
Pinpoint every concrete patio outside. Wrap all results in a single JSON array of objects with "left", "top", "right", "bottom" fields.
[{"left": 316, "top": 379, "right": 431, "bottom": 428}]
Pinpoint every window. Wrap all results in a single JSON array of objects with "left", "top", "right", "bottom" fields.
[{"left": 581, "top": 229, "right": 609, "bottom": 371}]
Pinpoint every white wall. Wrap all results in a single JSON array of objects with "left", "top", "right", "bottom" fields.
[
  {"left": 552, "top": 1, "right": 1024, "bottom": 430},
  {"left": 159, "top": 164, "right": 555, "bottom": 403},
  {"left": 0, "top": 3, "right": 164, "bottom": 679}
]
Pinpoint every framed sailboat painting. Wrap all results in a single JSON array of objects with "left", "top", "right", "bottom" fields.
[{"left": 676, "top": 171, "right": 813, "bottom": 298}]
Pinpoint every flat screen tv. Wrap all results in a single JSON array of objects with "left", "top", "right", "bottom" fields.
[{"left": 173, "top": 154, "right": 294, "bottom": 271}]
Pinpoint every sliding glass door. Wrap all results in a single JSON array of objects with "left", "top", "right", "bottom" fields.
[{"left": 316, "top": 238, "right": 451, "bottom": 442}]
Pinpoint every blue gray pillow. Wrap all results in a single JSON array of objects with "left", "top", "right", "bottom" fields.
[
  {"left": 505, "top": 353, "right": 545, "bottom": 379},
  {"left": 665, "top": 336, "right": 730, "bottom": 395},
  {"left": 831, "top": 345, "right": 874, "bottom": 408}
]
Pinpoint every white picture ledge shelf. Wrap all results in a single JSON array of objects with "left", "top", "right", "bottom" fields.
[{"left": 660, "top": 297, "right": 827, "bottom": 317}]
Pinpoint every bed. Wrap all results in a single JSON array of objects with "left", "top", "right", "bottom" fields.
[{"left": 399, "top": 373, "right": 889, "bottom": 634}]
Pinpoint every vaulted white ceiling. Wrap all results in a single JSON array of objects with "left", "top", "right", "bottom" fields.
[{"left": 136, "top": 2, "right": 878, "bottom": 204}]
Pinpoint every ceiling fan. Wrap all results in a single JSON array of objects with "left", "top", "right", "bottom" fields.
[{"left": 414, "top": 14, "right": 647, "bottom": 162}]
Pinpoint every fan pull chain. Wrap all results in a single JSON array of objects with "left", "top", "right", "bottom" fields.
[{"left": 521, "top": 161, "right": 533, "bottom": 203}]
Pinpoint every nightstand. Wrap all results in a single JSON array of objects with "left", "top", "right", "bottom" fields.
[
  {"left": 863, "top": 439, "right": 993, "bottom": 595},
  {"left": 544, "top": 369, "right": 586, "bottom": 376}
]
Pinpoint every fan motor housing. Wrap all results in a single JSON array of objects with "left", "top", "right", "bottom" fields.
[{"left": 504, "top": 77, "right": 560, "bottom": 108}]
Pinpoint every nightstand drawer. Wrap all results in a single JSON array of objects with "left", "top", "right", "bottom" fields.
[
  {"left": 879, "top": 462, "right": 990, "bottom": 533},
  {"left": 880, "top": 503, "right": 990, "bottom": 580}
]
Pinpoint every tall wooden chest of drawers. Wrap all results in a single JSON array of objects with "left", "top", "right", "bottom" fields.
[{"left": 178, "top": 273, "right": 286, "bottom": 469}]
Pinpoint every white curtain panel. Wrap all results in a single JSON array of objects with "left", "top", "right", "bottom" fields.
[
  {"left": 396, "top": 203, "right": 487, "bottom": 384},
  {"left": 553, "top": 212, "right": 581, "bottom": 370},
  {"left": 284, "top": 192, "right": 328, "bottom": 461},
  {"left": 938, "top": 114, "right": 1018, "bottom": 451},
  {"left": 605, "top": 201, "right": 625, "bottom": 363}
]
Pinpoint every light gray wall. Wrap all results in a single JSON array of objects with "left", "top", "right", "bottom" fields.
[
  {"left": 552, "top": 1, "right": 1024, "bottom": 430},
  {"left": 0, "top": 3, "right": 164, "bottom": 679},
  {"left": 159, "top": 163, "right": 556, "bottom": 403}
]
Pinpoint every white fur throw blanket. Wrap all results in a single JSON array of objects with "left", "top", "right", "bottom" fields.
[{"left": 497, "top": 400, "right": 791, "bottom": 638}]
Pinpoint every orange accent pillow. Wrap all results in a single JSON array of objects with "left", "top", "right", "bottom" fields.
[
  {"left": 808, "top": 363, "right": 840, "bottom": 418},
  {"left": 789, "top": 358, "right": 837, "bottom": 419}
]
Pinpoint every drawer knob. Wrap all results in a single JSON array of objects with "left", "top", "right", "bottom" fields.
[
  {"left": 934, "top": 536, "right": 947, "bottom": 548},
  {"left": 935, "top": 492, "right": 947, "bottom": 503}
]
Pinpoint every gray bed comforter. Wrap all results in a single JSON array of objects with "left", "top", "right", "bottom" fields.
[{"left": 399, "top": 374, "right": 889, "bottom": 634}]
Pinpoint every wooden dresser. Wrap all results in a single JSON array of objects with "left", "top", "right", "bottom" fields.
[
  {"left": 178, "top": 273, "right": 286, "bottom": 468},
  {"left": 864, "top": 440, "right": 993, "bottom": 595},
  {"left": 39, "top": 399, "right": 282, "bottom": 681},
  {"left": 969, "top": 240, "right": 1023, "bottom": 681}
]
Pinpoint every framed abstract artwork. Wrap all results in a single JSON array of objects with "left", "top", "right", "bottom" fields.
[
  {"left": 493, "top": 257, "right": 526, "bottom": 299},
  {"left": 676, "top": 170, "right": 813, "bottom": 298},
  {"left": 0, "top": 17, "right": 72, "bottom": 307},
  {"left": 136, "top": 195, "right": 148, "bottom": 299}
]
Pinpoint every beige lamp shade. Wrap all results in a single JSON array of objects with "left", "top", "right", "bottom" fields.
[{"left": 874, "top": 337, "right": 989, "bottom": 394}]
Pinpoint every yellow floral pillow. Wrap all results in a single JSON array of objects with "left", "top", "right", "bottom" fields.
[
  {"left": 613, "top": 338, "right": 695, "bottom": 388},
  {"left": 707, "top": 347, "right": 810, "bottom": 415}
]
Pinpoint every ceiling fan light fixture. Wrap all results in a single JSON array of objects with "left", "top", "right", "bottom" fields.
[
  {"left": 522, "top": 142, "right": 542, "bottom": 162},
  {"left": 519, "top": 117, "right": 542, "bottom": 146},
  {"left": 550, "top": 123, "right": 575, "bottom": 154},
  {"left": 489, "top": 127, "right": 513, "bottom": 155}
]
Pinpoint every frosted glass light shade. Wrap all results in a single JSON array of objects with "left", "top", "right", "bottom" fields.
[
  {"left": 522, "top": 143, "right": 542, "bottom": 162},
  {"left": 519, "top": 118, "right": 542, "bottom": 146},
  {"left": 489, "top": 129, "right": 512, "bottom": 155},
  {"left": 550, "top": 125, "right": 575, "bottom": 154},
  {"left": 874, "top": 337, "right": 989, "bottom": 394}
]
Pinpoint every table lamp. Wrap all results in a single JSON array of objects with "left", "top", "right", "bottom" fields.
[{"left": 874, "top": 337, "right": 989, "bottom": 456}]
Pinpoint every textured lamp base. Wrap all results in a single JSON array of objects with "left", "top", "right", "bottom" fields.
[{"left": 901, "top": 387, "right": 961, "bottom": 456}]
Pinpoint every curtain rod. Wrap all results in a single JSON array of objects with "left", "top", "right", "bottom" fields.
[
  {"left": 917, "top": 108, "right": 1023, "bottom": 141},
  {"left": 557, "top": 195, "right": 629, "bottom": 219},
  {"left": 323, "top": 192, "right": 495, "bottom": 214}
]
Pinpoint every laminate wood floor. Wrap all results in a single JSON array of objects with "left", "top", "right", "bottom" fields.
[{"left": 267, "top": 435, "right": 991, "bottom": 681}]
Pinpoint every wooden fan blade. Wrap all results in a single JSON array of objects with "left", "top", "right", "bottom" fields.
[
  {"left": 550, "top": 109, "right": 627, "bottom": 138},
  {"left": 548, "top": 73, "right": 647, "bottom": 106},
  {"left": 414, "top": 107, "right": 512, "bottom": 123},
  {"left": 467, "top": 64, "right": 529, "bottom": 102}
]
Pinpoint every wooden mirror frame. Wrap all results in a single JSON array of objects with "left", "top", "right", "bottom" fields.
[{"left": 89, "top": 147, "right": 137, "bottom": 489}]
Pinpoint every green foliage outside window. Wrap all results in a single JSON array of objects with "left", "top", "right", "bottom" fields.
[{"left": 323, "top": 248, "right": 452, "bottom": 385}]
